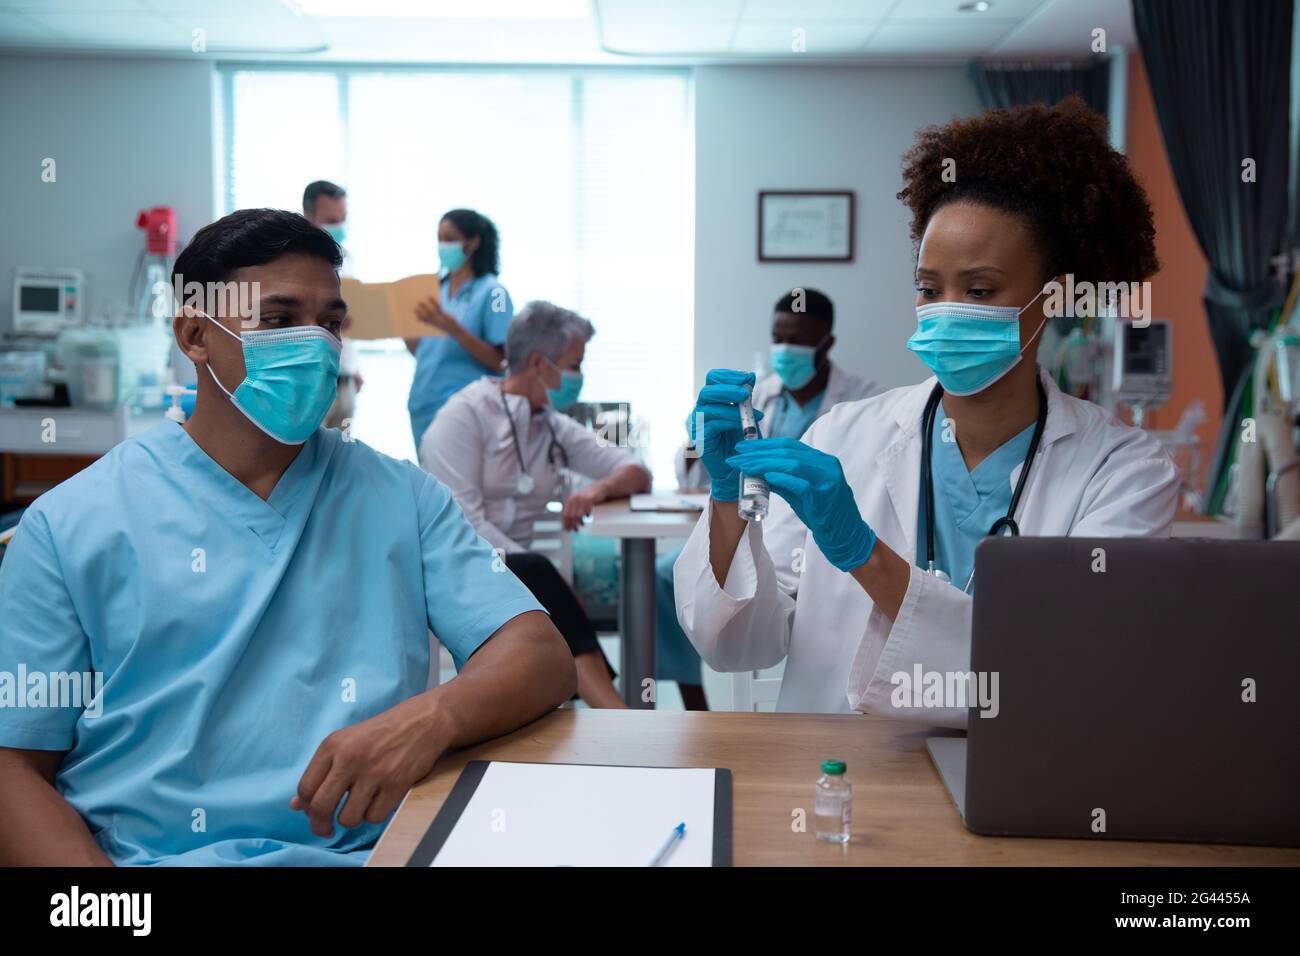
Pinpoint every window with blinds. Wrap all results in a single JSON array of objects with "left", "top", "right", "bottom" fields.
[{"left": 221, "top": 66, "right": 693, "bottom": 481}]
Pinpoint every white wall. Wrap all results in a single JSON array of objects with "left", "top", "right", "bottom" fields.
[
  {"left": 0, "top": 56, "right": 981, "bottom": 390},
  {"left": 693, "top": 65, "right": 982, "bottom": 394},
  {"left": 0, "top": 54, "right": 218, "bottom": 334}
]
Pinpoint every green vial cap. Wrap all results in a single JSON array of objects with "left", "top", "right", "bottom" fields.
[{"left": 821, "top": 759, "right": 846, "bottom": 775}]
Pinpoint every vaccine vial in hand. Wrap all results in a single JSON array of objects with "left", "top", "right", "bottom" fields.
[{"left": 737, "top": 394, "right": 769, "bottom": 522}]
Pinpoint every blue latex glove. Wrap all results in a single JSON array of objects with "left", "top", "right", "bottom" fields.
[
  {"left": 685, "top": 369, "right": 764, "bottom": 502},
  {"left": 725, "top": 437, "right": 877, "bottom": 572}
]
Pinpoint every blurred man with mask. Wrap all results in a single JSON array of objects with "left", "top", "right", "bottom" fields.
[
  {"left": 663, "top": 287, "right": 876, "bottom": 708},
  {"left": 303, "top": 180, "right": 362, "bottom": 430}
]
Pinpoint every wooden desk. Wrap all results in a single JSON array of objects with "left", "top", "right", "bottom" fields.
[
  {"left": 369, "top": 709, "right": 1299, "bottom": 866},
  {"left": 581, "top": 500, "right": 699, "bottom": 709}
]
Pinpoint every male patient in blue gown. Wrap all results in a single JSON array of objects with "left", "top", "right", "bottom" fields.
[{"left": 0, "top": 208, "right": 576, "bottom": 866}]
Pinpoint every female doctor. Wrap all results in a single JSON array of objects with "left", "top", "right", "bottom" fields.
[{"left": 674, "top": 97, "right": 1180, "bottom": 727}]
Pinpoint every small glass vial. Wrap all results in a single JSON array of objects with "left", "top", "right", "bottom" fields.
[
  {"left": 736, "top": 395, "right": 769, "bottom": 521},
  {"left": 815, "top": 759, "right": 852, "bottom": 844}
]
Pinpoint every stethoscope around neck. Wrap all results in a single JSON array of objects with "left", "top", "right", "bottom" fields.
[
  {"left": 498, "top": 385, "right": 569, "bottom": 495},
  {"left": 920, "top": 377, "right": 1048, "bottom": 588}
]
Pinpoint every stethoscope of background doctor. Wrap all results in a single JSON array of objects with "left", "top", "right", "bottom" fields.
[
  {"left": 498, "top": 385, "right": 569, "bottom": 495},
  {"left": 920, "top": 377, "right": 1048, "bottom": 592}
]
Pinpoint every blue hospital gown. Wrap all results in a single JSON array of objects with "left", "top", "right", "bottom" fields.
[{"left": 0, "top": 421, "right": 541, "bottom": 865}]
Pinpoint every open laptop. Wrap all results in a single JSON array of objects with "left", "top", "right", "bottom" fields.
[{"left": 927, "top": 536, "right": 1300, "bottom": 847}]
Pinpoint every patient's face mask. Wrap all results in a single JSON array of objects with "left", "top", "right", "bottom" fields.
[
  {"left": 201, "top": 311, "right": 341, "bottom": 445},
  {"left": 906, "top": 287, "right": 1049, "bottom": 396}
]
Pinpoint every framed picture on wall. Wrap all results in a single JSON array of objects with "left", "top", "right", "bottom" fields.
[{"left": 758, "top": 190, "right": 855, "bottom": 262}]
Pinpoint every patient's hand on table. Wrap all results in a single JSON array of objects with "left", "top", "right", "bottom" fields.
[{"left": 290, "top": 695, "right": 446, "bottom": 837}]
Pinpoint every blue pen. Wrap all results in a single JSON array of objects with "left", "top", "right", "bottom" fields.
[{"left": 649, "top": 822, "right": 686, "bottom": 867}]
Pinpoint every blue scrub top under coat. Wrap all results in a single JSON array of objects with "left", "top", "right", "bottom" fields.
[
  {"left": 0, "top": 421, "right": 542, "bottom": 866},
  {"left": 765, "top": 388, "right": 825, "bottom": 440},
  {"left": 408, "top": 273, "right": 513, "bottom": 448},
  {"left": 915, "top": 402, "right": 1037, "bottom": 592}
]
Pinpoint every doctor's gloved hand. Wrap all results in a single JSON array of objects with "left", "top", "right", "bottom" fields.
[
  {"left": 686, "top": 369, "right": 764, "bottom": 502},
  {"left": 726, "top": 437, "right": 877, "bottom": 572}
]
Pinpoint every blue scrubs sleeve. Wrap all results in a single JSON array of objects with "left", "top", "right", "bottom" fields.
[
  {"left": 0, "top": 508, "right": 91, "bottom": 750},
  {"left": 415, "top": 473, "right": 542, "bottom": 670},
  {"left": 481, "top": 284, "right": 513, "bottom": 346}
]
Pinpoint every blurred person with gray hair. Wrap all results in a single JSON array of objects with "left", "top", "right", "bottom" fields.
[{"left": 421, "top": 301, "right": 651, "bottom": 708}]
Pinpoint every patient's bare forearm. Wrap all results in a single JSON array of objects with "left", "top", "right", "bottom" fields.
[
  {"left": 433, "top": 610, "right": 575, "bottom": 748},
  {"left": 0, "top": 748, "right": 113, "bottom": 866},
  {"left": 707, "top": 496, "right": 748, "bottom": 587}
]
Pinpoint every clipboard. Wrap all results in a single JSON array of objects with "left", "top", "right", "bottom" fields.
[
  {"left": 406, "top": 760, "right": 733, "bottom": 867},
  {"left": 339, "top": 274, "right": 441, "bottom": 340}
]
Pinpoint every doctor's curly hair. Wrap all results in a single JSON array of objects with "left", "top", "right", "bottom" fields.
[{"left": 897, "top": 95, "right": 1159, "bottom": 286}]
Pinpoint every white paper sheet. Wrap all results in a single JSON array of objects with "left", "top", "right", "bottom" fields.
[{"left": 429, "top": 762, "right": 719, "bottom": 867}]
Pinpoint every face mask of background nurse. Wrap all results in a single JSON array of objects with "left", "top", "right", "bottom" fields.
[{"left": 437, "top": 217, "right": 481, "bottom": 276}]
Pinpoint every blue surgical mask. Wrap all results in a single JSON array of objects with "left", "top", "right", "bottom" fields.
[
  {"left": 323, "top": 223, "right": 347, "bottom": 246},
  {"left": 438, "top": 241, "right": 466, "bottom": 274},
  {"left": 202, "top": 312, "right": 341, "bottom": 445},
  {"left": 545, "top": 361, "right": 584, "bottom": 412},
  {"left": 770, "top": 337, "right": 827, "bottom": 391},
  {"left": 906, "top": 289, "right": 1048, "bottom": 396}
]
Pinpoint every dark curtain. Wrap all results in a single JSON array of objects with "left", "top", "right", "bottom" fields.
[
  {"left": 1133, "top": 0, "right": 1293, "bottom": 402},
  {"left": 968, "top": 58, "right": 1110, "bottom": 115}
]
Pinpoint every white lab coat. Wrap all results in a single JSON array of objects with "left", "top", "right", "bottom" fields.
[
  {"left": 673, "top": 367, "right": 1180, "bottom": 727},
  {"left": 421, "top": 377, "right": 642, "bottom": 552},
  {"left": 674, "top": 362, "right": 878, "bottom": 489}
]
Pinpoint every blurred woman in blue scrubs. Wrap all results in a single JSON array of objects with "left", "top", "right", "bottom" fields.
[{"left": 405, "top": 208, "right": 514, "bottom": 449}]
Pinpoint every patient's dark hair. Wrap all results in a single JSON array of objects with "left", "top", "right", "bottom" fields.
[
  {"left": 897, "top": 95, "right": 1159, "bottom": 285},
  {"left": 172, "top": 208, "right": 343, "bottom": 290}
]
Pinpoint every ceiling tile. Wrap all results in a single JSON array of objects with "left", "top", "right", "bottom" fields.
[
  {"left": 741, "top": 0, "right": 893, "bottom": 19},
  {"left": 864, "top": 17, "right": 1020, "bottom": 55},
  {"left": 887, "top": 0, "right": 1046, "bottom": 19},
  {"left": 169, "top": 13, "right": 325, "bottom": 51},
  {"left": 6, "top": 0, "right": 147, "bottom": 11},
  {"left": 26, "top": 12, "right": 190, "bottom": 47},
  {"left": 731, "top": 20, "right": 877, "bottom": 54},
  {"left": 0, "top": 9, "right": 63, "bottom": 41},
  {"left": 602, "top": 19, "right": 737, "bottom": 54},
  {"left": 598, "top": 0, "right": 743, "bottom": 22},
  {"left": 315, "top": 16, "right": 603, "bottom": 61},
  {"left": 991, "top": 0, "right": 1135, "bottom": 55}
]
